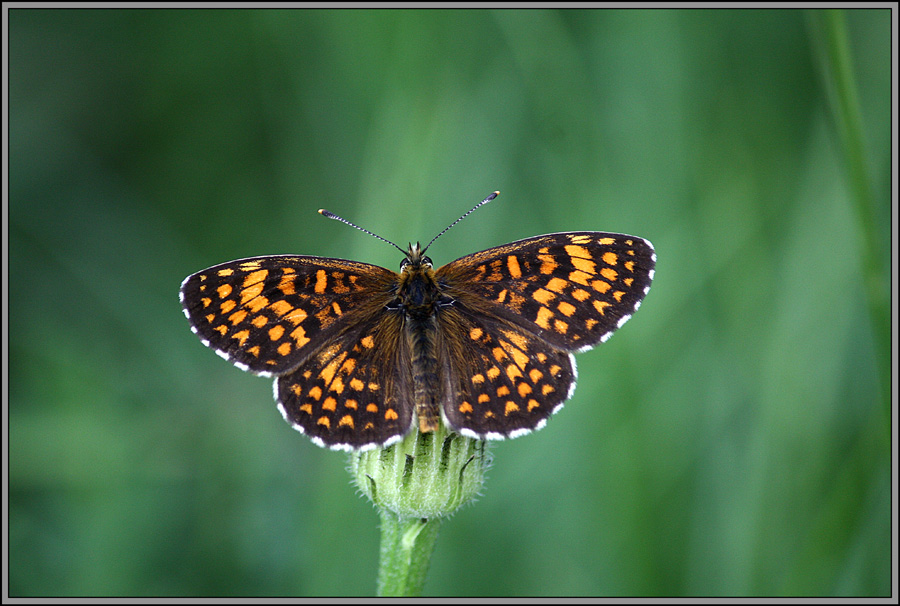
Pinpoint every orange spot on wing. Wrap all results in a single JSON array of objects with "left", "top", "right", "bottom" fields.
[
  {"left": 557, "top": 301, "right": 576, "bottom": 316},
  {"left": 246, "top": 296, "right": 269, "bottom": 313},
  {"left": 592, "top": 280, "right": 611, "bottom": 293},
  {"left": 564, "top": 245, "right": 590, "bottom": 259},
  {"left": 546, "top": 277, "right": 568, "bottom": 293},
  {"left": 533, "top": 288, "right": 555, "bottom": 305},
  {"left": 269, "top": 300, "right": 293, "bottom": 317},
  {"left": 507, "top": 255, "right": 522, "bottom": 278},
  {"left": 314, "top": 270, "right": 327, "bottom": 294},
  {"left": 535, "top": 306, "right": 553, "bottom": 329},
  {"left": 291, "top": 326, "right": 310, "bottom": 348},
  {"left": 243, "top": 269, "right": 268, "bottom": 288},
  {"left": 278, "top": 275, "right": 296, "bottom": 295},
  {"left": 571, "top": 257, "right": 596, "bottom": 274}
]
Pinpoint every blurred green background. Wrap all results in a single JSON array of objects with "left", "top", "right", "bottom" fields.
[{"left": 8, "top": 8, "right": 892, "bottom": 597}]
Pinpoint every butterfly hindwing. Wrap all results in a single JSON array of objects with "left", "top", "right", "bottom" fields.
[
  {"left": 436, "top": 306, "right": 575, "bottom": 439},
  {"left": 275, "top": 312, "right": 415, "bottom": 451}
]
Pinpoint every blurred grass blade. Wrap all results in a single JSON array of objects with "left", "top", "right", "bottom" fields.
[{"left": 807, "top": 9, "right": 890, "bottom": 421}]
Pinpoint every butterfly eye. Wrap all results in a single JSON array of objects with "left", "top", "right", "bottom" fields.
[
  {"left": 422, "top": 256, "right": 433, "bottom": 267},
  {"left": 400, "top": 258, "right": 410, "bottom": 271}
]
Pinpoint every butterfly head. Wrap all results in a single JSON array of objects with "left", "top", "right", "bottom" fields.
[{"left": 401, "top": 242, "right": 433, "bottom": 272}]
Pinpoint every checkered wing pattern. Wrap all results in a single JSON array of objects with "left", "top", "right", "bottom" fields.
[
  {"left": 434, "top": 232, "right": 655, "bottom": 439},
  {"left": 180, "top": 256, "right": 419, "bottom": 449},
  {"left": 180, "top": 255, "right": 396, "bottom": 376},
  {"left": 181, "top": 228, "right": 655, "bottom": 450}
]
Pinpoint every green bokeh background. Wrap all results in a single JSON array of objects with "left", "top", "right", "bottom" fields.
[{"left": 8, "top": 8, "right": 892, "bottom": 597}]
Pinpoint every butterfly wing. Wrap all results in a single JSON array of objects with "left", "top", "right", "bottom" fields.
[
  {"left": 180, "top": 255, "right": 398, "bottom": 376},
  {"left": 274, "top": 311, "right": 416, "bottom": 451},
  {"left": 434, "top": 232, "right": 655, "bottom": 438},
  {"left": 181, "top": 254, "right": 419, "bottom": 449},
  {"left": 434, "top": 306, "right": 576, "bottom": 439}
]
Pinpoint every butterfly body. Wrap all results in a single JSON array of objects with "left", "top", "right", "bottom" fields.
[
  {"left": 181, "top": 224, "right": 655, "bottom": 452},
  {"left": 394, "top": 243, "right": 444, "bottom": 434}
]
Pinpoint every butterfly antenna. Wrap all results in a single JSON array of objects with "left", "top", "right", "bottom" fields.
[
  {"left": 318, "top": 208, "right": 407, "bottom": 255},
  {"left": 421, "top": 191, "right": 499, "bottom": 255}
]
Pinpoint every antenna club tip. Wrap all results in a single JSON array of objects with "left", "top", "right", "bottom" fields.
[{"left": 493, "top": 190, "right": 500, "bottom": 196}]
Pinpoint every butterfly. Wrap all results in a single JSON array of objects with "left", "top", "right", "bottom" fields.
[{"left": 180, "top": 192, "right": 655, "bottom": 451}]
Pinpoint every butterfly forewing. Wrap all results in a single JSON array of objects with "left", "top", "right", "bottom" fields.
[
  {"left": 436, "top": 232, "right": 655, "bottom": 352},
  {"left": 179, "top": 255, "right": 397, "bottom": 376}
]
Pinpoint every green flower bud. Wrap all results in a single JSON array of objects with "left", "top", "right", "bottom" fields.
[{"left": 349, "top": 423, "right": 490, "bottom": 519}]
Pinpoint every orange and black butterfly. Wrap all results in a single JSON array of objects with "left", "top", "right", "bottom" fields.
[{"left": 180, "top": 192, "right": 655, "bottom": 451}]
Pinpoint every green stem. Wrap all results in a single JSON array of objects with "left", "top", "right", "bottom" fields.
[
  {"left": 376, "top": 513, "right": 442, "bottom": 596},
  {"left": 351, "top": 427, "right": 489, "bottom": 595},
  {"left": 809, "top": 9, "right": 890, "bottom": 419}
]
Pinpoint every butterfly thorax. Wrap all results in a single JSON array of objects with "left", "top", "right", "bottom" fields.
[
  {"left": 395, "top": 243, "right": 444, "bottom": 433},
  {"left": 396, "top": 243, "right": 440, "bottom": 319}
]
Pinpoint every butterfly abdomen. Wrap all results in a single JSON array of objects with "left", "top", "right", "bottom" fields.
[{"left": 397, "top": 255, "right": 444, "bottom": 434}]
